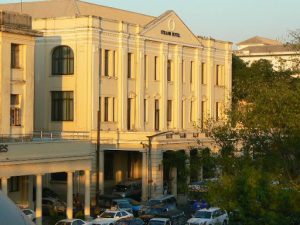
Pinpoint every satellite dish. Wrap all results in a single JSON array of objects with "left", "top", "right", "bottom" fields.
[{"left": 0, "top": 191, "right": 35, "bottom": 225}]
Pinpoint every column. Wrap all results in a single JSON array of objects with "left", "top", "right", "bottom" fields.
[
  {"left": 174, "top": 45, "right": 183, "bottom": 130},
  {"left": 224, "top": 42, "right": 232, "bottom": 110},
  {"left": 117, "top": 22, "right": 129, "bottom": 131},
  {"left": 135, "top": 26, "right": 145, "bottom": 130},
  {"left": 67, "top": 171, "right": 73, "bottom": 219},
  {"left": 159, "top": 43, "right": 168, "bottom": 131},
  {"left": 194, "top": 49, "right": 201, "bottom": 127},
  {"left": 1, "top": 177, "right": 8, "bottom": 195},
  {"left": 36, "top": 174, "right": 42, "bottom": 225},
  {"left": 141, "top": 151, "right": 148, "bottom": 201},
  {"left": 84, "top": 170, "right": 91, "bottom": 219},
  {"left": 207, "top": 39, "right": 215, "bottom": 118}
]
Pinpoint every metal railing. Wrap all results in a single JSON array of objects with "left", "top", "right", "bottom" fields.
[{"left": 0, "top": 131, "right": 90, "bottom": 143}]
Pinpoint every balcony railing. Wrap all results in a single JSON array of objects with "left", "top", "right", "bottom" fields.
[{"left": 0, "top": 131, "right": 90, "bottom": 143}]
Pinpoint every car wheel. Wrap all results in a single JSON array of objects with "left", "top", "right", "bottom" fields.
[{"left": 223, "top": 220, "right": 228, "bottom": 225}]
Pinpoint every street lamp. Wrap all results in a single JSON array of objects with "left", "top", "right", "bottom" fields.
[{"left": 146, "top": 131, "right": 174, "bottom": 199}]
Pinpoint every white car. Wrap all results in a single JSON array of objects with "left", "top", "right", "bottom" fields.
[
  {"left": 90, "top": 210, "right": 133, "bottom": 225},
  {"left": 55, "top": 218, "right": 87, "bottom": 225},
  {"left": 22, "top": 209, "right": 36, "bottom": 222},
  {"left": 187, "top": 207, "right": 228, "bottom": 225}
]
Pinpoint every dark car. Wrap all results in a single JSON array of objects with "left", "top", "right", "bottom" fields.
[
  {"left": 139, "top": 195, "right": 177, "bottom": 215},
  {"left": 97, "top": 194, "right": 133, "bottom": 213},
  {"left": 139, "top": 206, "right": 170, "bottom": 224},
  {"left": 140, "top": 207, "right": 185, "bottom": 225},
  {"left": 112, "top": 180, "right": 142, "bottom": 201},
  {"left": 115, "top": 218, "right": 145, "bottom": 225},
  {"left": 42, "top": 197, "right": 66, "bottom": 216}
]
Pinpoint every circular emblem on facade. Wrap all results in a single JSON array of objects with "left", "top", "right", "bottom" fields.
[{"left": 168, "top": 19, "right": 175, "bottom": 31}]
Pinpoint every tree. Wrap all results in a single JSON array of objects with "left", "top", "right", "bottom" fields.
[{"left": 204, "top": 56, "right": 300, "bottom": 225}]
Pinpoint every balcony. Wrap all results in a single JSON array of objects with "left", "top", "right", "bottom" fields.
[{"left": 0, "top": 131, "right": 90, "bottom": 143}]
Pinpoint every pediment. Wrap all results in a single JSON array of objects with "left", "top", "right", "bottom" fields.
[{"left": 141, "top": 11, "right": 200, "bottom": 46}]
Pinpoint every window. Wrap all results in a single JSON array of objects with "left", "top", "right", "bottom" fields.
[
  {"left": 190, "top": 100, "right": 195, "bottom": 122},
  {"left": 9, "top": 177, "right": 19, "bottom": 192},
  {"left": 154, "top": 56, "right": 158, "bottom": 80},
  {"left": 104, "top": 97, "right": 109, "bottom": 122},
  {"left": 105, "top": 50, "right": 109, "bottom": 76},
  {"left": 128, "top": 53, "right": 133, "bottom": 78},
  {"left": 190, "top": 61, "right": 194, "bottom": 83},
  {"left": 167, "top": 100, "right": 172, "bottom": 122},
  {"left": 167, "top": 60, "right": 172, "bottom": 81},
  {"left": 113, "top": 98, "right": 116, "bottom": 122},
  {"left": 10, "top": 94, "right": 21, "bottom": 126},
  {"left": 216, "top": 102, "right": 223, "bottom": 121},
  {"left": 155, "top": 100, "right": 159, "bottom": 131},
  {"left": 11, "top": 44, "right": 21, "bottom": 68},
  {"left": 127, "top": 98, "right": 132, "bottom": 130},
  {"left": 216, "top": 65, "right": 224, "bottom": 86},
  {"left": 201, "top": 101, "right": 206, "bottom": 129},
  {"left": 201, "top": 63, "right": 206, "bottom": 84},
  {"left": 51, "top": 91, "right": 74, "bottom": 121},
  {"left": 52, "top": 46, "right": 74, "bottom": 75}
]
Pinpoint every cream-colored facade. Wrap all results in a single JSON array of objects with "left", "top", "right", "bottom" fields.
[
  {"left": 0, "top": 0, "right": 232, "bottom": 209},
  {"left": 0, "top": 10, "right": 93, "bottom": 224}
]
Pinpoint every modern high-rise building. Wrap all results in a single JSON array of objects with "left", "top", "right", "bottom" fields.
[{"left": 0, "top": 0, "right": 232, "bottom": 221}]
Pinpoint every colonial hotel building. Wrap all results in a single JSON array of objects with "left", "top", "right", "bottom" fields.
[{"left": 0, "top": 0, "right": 232, "bottom": 221}]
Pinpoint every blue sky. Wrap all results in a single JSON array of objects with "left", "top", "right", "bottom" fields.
[{"left": 2, "top": 0, "right": 300, "bottom": 45}]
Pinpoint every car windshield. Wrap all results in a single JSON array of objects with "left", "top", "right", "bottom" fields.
[
  {"left": 119, "top": 202, "right": 131, "bottom": 208},
  {"left": 115, "top": 185, "right": 129, "bottom": 192},
  {"left": 146, "top": 208, "right": 164, "bottom": 215},
  {"left": 56, "top": 222, "right": 72, "bottom": 225},
  {"left": 194, "top": 211, "right": 212, "bottom": 219},
  {"left": 100, "top": 212, "right": 116, "bottom": 218},
  {"left": 149, "top": 221, "right": 166, "bottom": 225},
  {"left": 148, "top": 200, "right": 161, "bottom": 206}
]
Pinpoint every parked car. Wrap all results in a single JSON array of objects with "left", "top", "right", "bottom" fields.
[
  {"left": 112, "top": 180, "right": 142, "bottom": 201},
  {"left": 139, "top": 195, "right": 177, "bottom": 215},
  {"left": 55, "top": 218, "right": 87, "bottom": 225},
  {"left": 115, "top": 218, "right": 145, "bottom": 225},
  {"left": 148, "top": 218, "right": 171, "bottom": 225},
  {"left": 42, "top": 197, "right": 66, "bottom": 215},
  {"left": 123, "top": 198, "right": 142, "bottom": 216},
  {"left": 22, "top": 208, "right": 36, "bottom": 222},
  {"left": 187, "top": 208, "right": 228, "bottom": 225},
  {"left": 91, "top": 210, "right": 133, "bottom": 225},
  {"left": 97, "top": 194, "right": 133, "bottom": 213},
  {"left": 140, "top": 207, "right": 185, "bottom": 225}
]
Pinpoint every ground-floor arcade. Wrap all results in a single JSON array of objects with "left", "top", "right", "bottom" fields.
[{"left": 0, "top": 141, "right": 93, "bottom": 225}]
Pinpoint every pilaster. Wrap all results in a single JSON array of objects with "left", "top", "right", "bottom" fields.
[
  {"left": 174, "top": 45, "right": 183, "bottom": 130},
  {"left": 159, "top": 43, "right": 168, "bottom": 131}
]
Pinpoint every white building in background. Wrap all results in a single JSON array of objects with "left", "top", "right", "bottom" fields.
[
  {"left": 0, "top": 0, "right": 233, "bottom": 222},
  {"left": 236, "top": 36, "right": 300, "bottom": 71}
]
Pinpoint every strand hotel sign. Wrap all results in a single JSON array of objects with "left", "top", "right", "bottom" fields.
[{"left": 161, "top": 19, "right": 181, "bottom": 38}]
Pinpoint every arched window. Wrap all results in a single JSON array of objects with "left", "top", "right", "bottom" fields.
[{"left": 52, "top": 45, "right": 74, "bottom": 75}]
